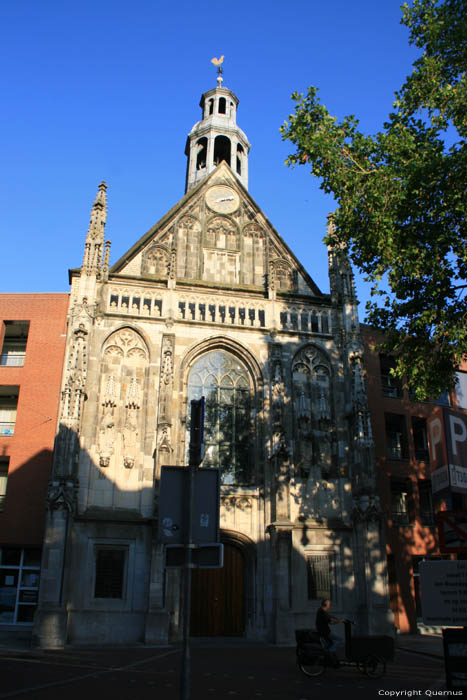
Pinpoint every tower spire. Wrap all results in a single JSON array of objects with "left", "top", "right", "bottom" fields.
[
  {"left": 81, "top": 181, "right": 107, "bottom": 276},
  {"left": 185, "top": 60, "right": 251, "bottom": 192}
]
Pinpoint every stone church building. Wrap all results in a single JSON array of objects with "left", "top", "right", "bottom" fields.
[{"left": 34, "top": 78, "right": 392, "bottom": 647}]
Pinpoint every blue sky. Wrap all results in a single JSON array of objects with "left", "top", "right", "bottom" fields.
[{"left": 0, "top": 0, "right": 420, "bottom": 312}]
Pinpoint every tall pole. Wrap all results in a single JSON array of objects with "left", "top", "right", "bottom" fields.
[
  {"left": 180, "top": 397, "right": 204, "bottom": 700},
  {"left": 180, "top": 461, "right": 195, "bottom": 700}
]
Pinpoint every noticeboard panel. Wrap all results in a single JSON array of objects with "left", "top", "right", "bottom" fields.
[{"left": 420, "top": 560, "right": 467, "bottom": 627}]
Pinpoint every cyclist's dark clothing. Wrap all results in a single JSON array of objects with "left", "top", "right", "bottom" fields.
[{"left": 315, "top": 607, "right": 331, "bottom": 638}]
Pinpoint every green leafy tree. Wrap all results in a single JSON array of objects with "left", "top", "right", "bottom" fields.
[{"left": 281, "top": 0, "right": 466, "bottom": 400}]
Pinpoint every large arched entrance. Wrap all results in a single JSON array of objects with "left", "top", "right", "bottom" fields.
[{"left": 190, "top": 542, "right": 245, "bottom": 636}]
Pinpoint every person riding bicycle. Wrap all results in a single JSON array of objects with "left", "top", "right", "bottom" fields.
[{"left": 315, "top": 599, "right": 345, "bottom": 653}]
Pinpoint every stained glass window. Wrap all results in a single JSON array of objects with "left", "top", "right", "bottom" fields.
[{"left": 187, "top": 351, "right": 252, "bottom": 484}]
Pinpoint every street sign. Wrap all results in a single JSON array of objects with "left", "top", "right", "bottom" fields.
[
  {"left": 428, "top": 408, "right": 467, "bottom": 496},
  {"left": 419, "top": 560, "right": 467, "bottom": 627},
  {"left": 437, "top": 511, "right": 467, "bottom": 554},
  {"left": 165, "top": 543, "right": 224, "bottom": 569},
  {"left": 158, "top": 465, "right": 220, "bottom": 544}
]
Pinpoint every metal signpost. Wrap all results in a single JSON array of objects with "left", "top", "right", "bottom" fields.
[{"left": 158, "top": 397, "right": 222, "bottom": 700}]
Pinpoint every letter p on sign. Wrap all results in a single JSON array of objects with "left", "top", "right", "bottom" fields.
[
  {"left": 449, "top": 414, "right": 467, "bottom": 456},
  {"left": 430, "top": 418, "right": 443, "bottom": 461}
]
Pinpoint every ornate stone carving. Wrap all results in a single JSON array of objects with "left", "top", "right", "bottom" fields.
[
  {"left": 98, "top": 329, "right": 149, "bottom": 471},
  {"left": 141, "top": 244, "right": 170, "bottom": 277},
  {"left": 70, "top": 297, "right": 98, "bottom": 324},
  {"left": 98, "top": 404, "right": 116, "bottom": 467},
  {"left": 270, "top": 345, "right": 285, "bottom": 431},
  {"left": 351, "top": 494, "right": 383, "bottom": 523},
  {"left": 292, "top": 345, "right": 334, "bottom": 476},
  {"left": 169, "top": 248, "right": 177, "bottom": 280},
  {"left": 46, "top": 478, "right": 78, "bottom": 513},
  {"left": 156, "top": 335, "right": 175, "bottom": 461},
  {"left": 121, "top": 375, "right": 141, "bottom": 469},
  {"left": 269, "top": 344, "right": 289, "bottom": 460},
  {"left": 205, "top": 216, "right": 239, "bottom": 250},
  {"left": 177, "top": 216, "right": 201, "bottom": 279},
  {"left": 54, "top": 321, "right": 91, "bottom": 478},
  {"left": 270, "top": 259, "right": 295, "bottom": 291},
  {"left": 122, "top": 408, "right": 138, "bottom": 469},
  {"left": 103, "top": 328, "right": 148, "bottom": 361},
  {"left": 158, "top": 424, "right": 172, "bottom": 453}
]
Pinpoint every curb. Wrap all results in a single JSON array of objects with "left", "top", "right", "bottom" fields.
[{"left": 397, "top": 646, "right": 443, "bottom": 661}]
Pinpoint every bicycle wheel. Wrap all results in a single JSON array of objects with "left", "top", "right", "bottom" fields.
[
  {"left": 297, "top": 655, "right": 326, "bottom": 677},
  {"left": 363, "top": 655, "right": 386, "bottom": 679}
]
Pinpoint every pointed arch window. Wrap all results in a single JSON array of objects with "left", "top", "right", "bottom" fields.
[{"left": 187, "top": 350, "right": 253, "bottom": 484}]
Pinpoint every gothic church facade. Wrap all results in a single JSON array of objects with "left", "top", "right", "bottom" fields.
[{"left": 34, "top": 80, "right": 392, "bottom": 646}]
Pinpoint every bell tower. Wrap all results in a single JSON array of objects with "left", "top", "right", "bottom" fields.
[{"left": 185, "top": 58, "right": 251, "bottom": 192}]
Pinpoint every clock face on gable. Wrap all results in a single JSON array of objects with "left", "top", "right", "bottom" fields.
[{"left": 205, "top": 185, "right": 240, "bottom": 214}]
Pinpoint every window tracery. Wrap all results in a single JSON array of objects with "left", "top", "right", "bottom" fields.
[
  {"left": 186, "top": 350, "right": 253, "bottom": 485},
  {"left": 292, "top": 346, "right": 333, "bottom": 476},
  {"left": 141, "top": 245, "right": 169, "bottom": 278}
]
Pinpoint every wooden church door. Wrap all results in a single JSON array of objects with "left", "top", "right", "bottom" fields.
[{"left": 190, "top": 543, "right": 245, "bottom": 636}]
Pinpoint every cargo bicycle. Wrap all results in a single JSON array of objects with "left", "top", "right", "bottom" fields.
[{"left": 295, "top": 620, "right": 394, "bottom": 679}]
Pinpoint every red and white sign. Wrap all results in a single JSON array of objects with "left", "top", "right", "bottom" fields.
[{"left": 428, "top": 408, "right": 467, "bottom": 495}]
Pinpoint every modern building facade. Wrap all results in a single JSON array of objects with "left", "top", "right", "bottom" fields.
[
  {"left": 33, "top": 79, "right": 393, "bottom": 647},
  {"left": 362, "top": 324, "right": 467, "bottom": 633},
  {"left": 0, "top": 294, "right": 68, "bottom": 632}
]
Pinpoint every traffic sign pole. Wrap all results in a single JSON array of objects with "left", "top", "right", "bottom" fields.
[{"left": 180, "top": 397, "right": 205, "bottom": 700}]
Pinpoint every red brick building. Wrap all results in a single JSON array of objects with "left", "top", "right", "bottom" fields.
[
  {"left": 0, "top": 294, "right": 68, "bottom": 629},
  {"left": 362, "top": 324, "right": 467, "bottom": 633}
]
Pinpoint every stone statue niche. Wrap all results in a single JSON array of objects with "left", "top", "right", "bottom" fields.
[
  {"left": 292, "top": 347, "right": 334, "bottom": 479},
  {"left": 97, "top": 329, "right": 149, "bottom": 474}
]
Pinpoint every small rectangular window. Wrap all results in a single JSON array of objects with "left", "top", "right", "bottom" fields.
[
  {"left": 0, "top": 458, "right": 9, "bottom": 510},
  {"left": 307, "top": 554, "right": 333, "bottom": 600},
  {"left": 380, "top": 355, "right": 402, "bottom": 398},
  {"left": 412, "top": 417, "right": 429, "bottom": 462},
  {"left": 94, "top": 548, "right": 126, "bottom": 599},
  {"left": 418, "top": 481, "right": 434, "bottom": 526},
  {"left": 1, "top": 321, "right": 29, "bottom": 367},
  {"left": 385, "top": 413, "right": 408, "bottom": 460},
  {"left": 391, "top": 480, "right": 411, "bottom": 525},
  {"left": 0, "top": 386, "right": 19, "bottom": 436}
]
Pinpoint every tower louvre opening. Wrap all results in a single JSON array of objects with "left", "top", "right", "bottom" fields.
[{"left": 214, "top": 135, "right": 231, "bottom": 166}]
